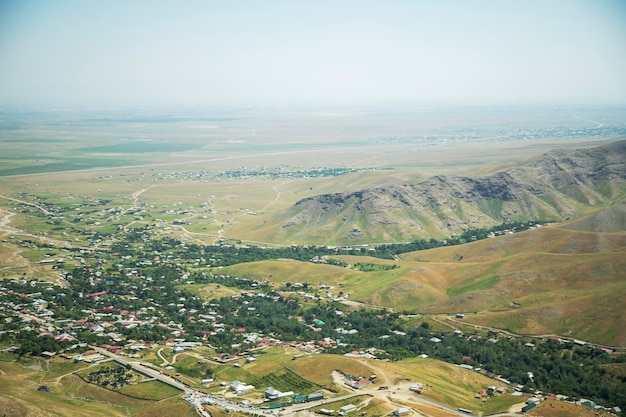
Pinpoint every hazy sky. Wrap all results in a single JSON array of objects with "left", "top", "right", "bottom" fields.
[{"left": 1, "top": 0, "right": 625, "bottom": 107}]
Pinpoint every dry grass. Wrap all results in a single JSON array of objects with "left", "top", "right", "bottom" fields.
[
  {"left": 220, "top": 259, "right": 353, "bottom": 287},
  {"left": 0, "top": 359, "right": 195, "bottom": 417},
  {"left": 289, "top": 354, "right": 374, "bottom": 387},
  {"left": 379, "top": 224, "right": 626, "bottom": 346},
  {"left": 177, "top": 283, "right": 240, "bottom": 300},
  {"left": 528, "top": 399, "right": 614, "bottom": 417}
]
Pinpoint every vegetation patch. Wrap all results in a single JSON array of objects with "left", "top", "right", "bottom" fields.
[
  {"left": 176, "top": 283, "right": 240, "bottom": 300},
  {"left": 81, "top": 142, "right": 203, "bottom": 153},
  {"left": 171, "top": 355, "right": 214, "bottom": 379},
  {"left": 251, "top": 367, "right": 317, "bottom": 394},
  {"left": 446, "top": 275, "right": 500, "bottom": 297},
  {"left": 0, "top": 158, "right": 134, "bottom": 176},
  {"left": 84, "top": 364, "right": 134, "bottom": 389},
  {"left": 353, "top": 262, "right": 398, "bottom": 272},
  {"left": 116, "top": 380, "right": 181, "bottom": 400}
]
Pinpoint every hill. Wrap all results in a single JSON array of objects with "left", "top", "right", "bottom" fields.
[
  {"left": 270, "top": 140, "right": 626, "bottom": 245},
  {"left": 558, "top": 201, "right": 626, "bottom": 233},
  {"left": 219, "top": 205, "right": 626, "bottom": 346},
  {"left": 375, "top": 205, "right": 626, "bottom": 346}
]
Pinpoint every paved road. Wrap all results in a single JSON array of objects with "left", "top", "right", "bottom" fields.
[
  {"left": 92, "top": 347, "right": 192, "bottom": 393},
  {"left": 92, "top": 347, "right": 212, "bottom": 417}
]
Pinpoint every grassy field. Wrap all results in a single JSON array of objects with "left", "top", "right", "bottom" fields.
[
  {"left": 528, "top": 399, "right": 615, "bottom": 417},
  {"left": 176, "top": 283, "right": 240, "bottom": 300},
  {"left": 0, "top": 356, "right": 196, "bottom": 417},
  {"left": 116, "top": 380, "right": 181, "bottom": 400},
  {"left": 220, "top": 259, "right": 353, "bottom": 287}
]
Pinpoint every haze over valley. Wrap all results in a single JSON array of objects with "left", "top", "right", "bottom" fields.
[
  {"left": 1, "top": 1, "right": 625, "bottom": 417},
  {"left": 1, "top": 106, "right": 625, "bottom": 417}
]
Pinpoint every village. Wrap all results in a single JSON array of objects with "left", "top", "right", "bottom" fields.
[
  {"left": 0, "top": 262, "right": 622, "bottom": 417},
  {"left": 0, "top": 192, "right": 623, "bottom": 416}
]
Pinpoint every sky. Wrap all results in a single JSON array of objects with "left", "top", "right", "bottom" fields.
[{"left": 0, "top": 0, "right": 625, "bottom": 107}]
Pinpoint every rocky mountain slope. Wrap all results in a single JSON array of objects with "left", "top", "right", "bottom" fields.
[{"left": 274, "top": 140, "right": 626, "bottom": 244}]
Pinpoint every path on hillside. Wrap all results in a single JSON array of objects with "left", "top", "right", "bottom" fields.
[
  {"left": 131, "top": 185, "right": 154, "bottom": 205},
  {"left": 52, "top": 358, "right": 114, "bottom": 384},
  {"left": 0, "top": 195, "right": 53, "bottom": 216},
  {"left": 121, "top": 185, "right": 156, "bottom": 230},
  {"left": 435, "top": 314, "right": 624, "bottom": 351},
  {"left": 262, "top": 181, "right": 285, "bottom": 211},
  {"left": 198, "top": 181, "right": 287, "bottom": 245},
  {"left": 157, "top": 348, "right": 169, "bottom": 366},
  {"left": 0, "top": 209, "right": 20, "bottom": 237}
]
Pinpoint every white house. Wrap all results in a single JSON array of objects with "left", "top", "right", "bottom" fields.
[
  {"left": 265, "top": 387, "right": 281, "bottom": 399},
  {"left": 230, "top": 380, "right": 255, "bottom": 395}
]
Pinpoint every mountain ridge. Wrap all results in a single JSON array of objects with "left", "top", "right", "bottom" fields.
[{"left": 273, "top": 140, "right": 626, "bottom": 244}]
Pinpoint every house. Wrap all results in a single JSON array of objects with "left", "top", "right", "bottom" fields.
[
  {"left": 265, "top": 387, "right": 281, "bottom": 400},
  {"left": 174, "top": 341, "right": 200, "bottom": 350},
  {"left": 306, "top": 393, "right": 324, "bottom": 402},
  {"left": 90, "top": 325, "right": 104, "bottom": 333},
  {"left": 349, "top": 379, "right": 372, "bottom": 389},
  {"left": 57, "top": 333, "right": 74, "bottom": 342},
  {"left": 339, "top": 404, "right": 356, "bottom": 414},
  {"left": 393, "top": 408, "right": 410, "bottom": 416},
  {"left": 476, "top": 390, "right": 488, "bottom": 398},
  {"left": 85, "top": 291, "right": 107, "bottom": 299},
  {"left": 409, "top": 384, "right": 422, "bottom": 394},
  {"left": 230, "top": 380, "right": 254, "bottom": 395},
  {"left": 277, "top": 391, "right": 294, "bottom": 399}
]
